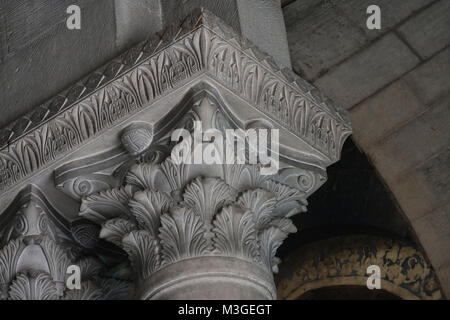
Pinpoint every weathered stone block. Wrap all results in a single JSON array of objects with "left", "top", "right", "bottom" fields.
[
  {"left": 351, "top": 79, "right": 427, "bottom": 147},
  {"left": 437, "top": 264, "right": 450, "bottom": 298},
  {"left": 389, "top": 171, "right": 438, "bottom": 220},
  {"left": 418, "top": 147, "right": 450, "bottom": 206},
  {"left": 404, "top": 47, "right": 450, "bottom": 105},
  {"left": 286, "top": 0, "right": 367, "bottom": 80},
  {"left": 0, "top": 0, "right": 118, "bottom": 128},
  {"left": 283, "top": 0, "right": 322, "bottom": 28},
  {"left": 398, "top": 0, "right": 450, "bottom": 59},
  {"left": 332, "top": 0, "right": 435, "bottom": 39},
  {"left": 3, "top": 0, "right": 73, "bottom": 56},
  {"left": 114, "top": 0, "right": 164, "bottom": 51},
  {"left": 314, "top": 33, "right": 419, "bottom": 108},
  {"left": 413, "top": 202, "right": 450, "bottom": 270},
  {"left": 369, "top": 97, "right": 450, "bottom": 181}
]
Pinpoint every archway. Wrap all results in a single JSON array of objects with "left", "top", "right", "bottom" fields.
[{"left": 277, "top": 235, "right": 442, "bottom": 300}]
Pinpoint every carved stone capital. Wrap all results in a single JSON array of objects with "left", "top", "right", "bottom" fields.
[
  {"left": 74, "top": 93, "right": 335, "bottom": 299},
  {"left": 0, "top": 8, "right": 350, "bottom": 197},
  {"left": 0, "top": 8, "right": 351, "bottom": 300}
]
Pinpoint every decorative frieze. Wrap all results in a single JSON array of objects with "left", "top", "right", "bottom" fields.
[
  {"left": 0, "top": 8, "right": 351, "bottom": 194},
  {"left": 0, "top": 8, "right": 353, "bottom": 300}
]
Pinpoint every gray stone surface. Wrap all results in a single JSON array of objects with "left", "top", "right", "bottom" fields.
[
  {"left": 114, "top": 0, "right": 164, "bottom": 50},
  {"left": 438, "top": 265, "right": 450, "bottom": 298},
  {"left": 390, "top": 169, "right": 439, "bottom": 221},
  {"left": 0, "top": 0, "right": 119, "bottom": 128},
  {"left": 314, "top": 33, "right": 420, "bottom": 108},
  {"left": 0, "top": 0, "right": 293, "bottom": 130},
  {"left": 404, "top": 47, "right": 450, "bottom": 105},
  {"left": 237, "top": 0, "right": 292, "bottom": 69},
  {"left": 417, "top": 148, "right": 450, "bottom": 207},
  {"left": 398, "top": 0, "right": 450, "bottom": 59},
  {"left": 284, "top": 0, "right": 450, "bottom": 297},
  {"left": 369, "top": 95, "right": 450, "bottom": 181},
  {"left": 413, "top": 202, "right": 450, "bottom": 271},
  {"left": 351, "top": 79, "right": 427, "bottom": 146},
  {"left": 332, "top": 0, "right": 436, "bottom": 39},
  {"left": 2, "top": 0, "right": 79, "bottom": 58},
  {"left": 0, "top": 8, "right": 352, "bottom": 300},
  {"left": 283, "top": 0, "right": 322, "bottom": 29},
  {"left": 286, "top": 0, "right": 366, "bottom": 80}
]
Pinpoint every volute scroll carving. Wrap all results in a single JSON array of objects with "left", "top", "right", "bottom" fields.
[
  {"left": 75, "top": 96, "right": 320, "bottom": 299},
  {"left": 0, "top": 186, "right": 134, "bottom": 300},
  {"left": 0, "top": 8, "right": 352, "bottom": 300}
]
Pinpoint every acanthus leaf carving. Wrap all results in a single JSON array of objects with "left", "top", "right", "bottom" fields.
[
  {"left": 0, "top": 238, "right": 26, "bottom": 299},
  {"left": 0, "top": 8, "right": 355, "bottom": 299},
  {"left": 259, "top": 218, "right": 297, "bottom": 274},
  {"left": 39, "top": 236, "right": 72, "bottom": 295},
  {"left": 0, "top": 9, "right": 351, "bottom": 195},
  {"left": 238, "top": 189, "right": 277, "bottom": 230},
  {"left": 212, "top": 205, "right": 258, "bottom": 261},
  {"left": 98, "top": 277, "right": 135, "bottom": 300},
  {"left": 183, "top": 177, "right": 236, "bottom": 249},
  {"left": 63, "top": 280, "right": 103, "bottom": 300},
  {"left": 79, "top": 185, "right": 136, "bottom": 223},
  {"left": 122, "top": 230, "right": 160, "bottom": 280},
  {"left": 129, "top": 190, "right": 174, "bottom": 237},
  {"left": 159, "top": 206, "right": 208, "bottom": 265},
  {"left": 100, "top": 218, "right": 137, "bottom": 247},
  {"left": 9, "top": 272, "right": 59, "bottom": 300},
  {"left": 0, "top": 187, "right": 132, "bottom": 300}
]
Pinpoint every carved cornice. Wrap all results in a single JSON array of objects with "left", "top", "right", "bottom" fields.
[
  {"left": 0, "top": 8, "right": 351, "bottom": 194},
  {"left": 277, "top": 235, "right": 443, "bottom": 300}
]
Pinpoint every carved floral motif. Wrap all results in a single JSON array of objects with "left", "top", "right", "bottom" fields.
[
  {"left": 0, "top": 8, "right": 350, "bottom": 194},
  {"left": 277, "top": 235, "right": 443, "bottom": 300},
  {"left": 0, "top": 187, "right": 134, "bottom": 300},
  {"left": 80, "top": 142, "right": 306, "bottom": 286}
]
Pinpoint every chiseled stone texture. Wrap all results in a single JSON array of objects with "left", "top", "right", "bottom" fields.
[
  {"left": 412, "top": 202, "right": 450, "bottom": 283},
  {"left": 398, "top": 0, "right": 450, "bottom": 59},
  {"left": 314, "top": 33, "right": 420, "bottom": 108},
  {"left": 350, "top": 79, "right": 427, "bottom": 146},
  {"left": 237, "top": 0, "right": 292, "bottom": 69},
  {"left": 114, "top": 0, "right": 164, "bottom": 50},
  {"left": 0, "top": 0, "right": 119, "bottom": 129},
  {"left": 369, "top": 96, "right": 450, "bottom": 182},
  {"left": 438, "top": 266, "right": 450, "bottom": 298},
  {"left": 283, "top": 0, "right": 321, "bottom": 29},
  {"left": 285, "top": 0, "right": 366, "bottom": 80},
  {"left": 404, "top": 48, "right": 450, "bottom": 105},
  {"left": 284, "top": 0, "right": 450, "bottom": 296},
  {"left": 417, "top": 148, "right": 450, "bottom": 209},
  {"left": 331, "top": 0, "right": 436, "bottom": 39}
]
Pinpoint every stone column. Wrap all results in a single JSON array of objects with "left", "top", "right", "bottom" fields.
[{"left": 0, "top": 8, "right": 351, "bottom": 300}]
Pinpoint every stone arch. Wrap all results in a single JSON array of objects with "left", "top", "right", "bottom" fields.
[{"left": 277, "top": 235, "right": 443, "bottom": 300}]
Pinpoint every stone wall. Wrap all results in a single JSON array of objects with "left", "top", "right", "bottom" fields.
[{"left": 284, "top": 0, "right": 450, "bottom": 296}]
